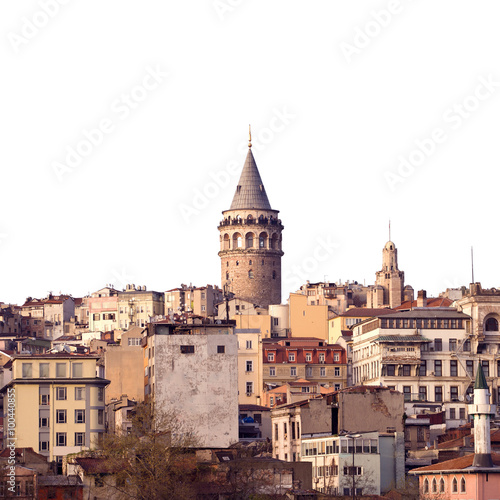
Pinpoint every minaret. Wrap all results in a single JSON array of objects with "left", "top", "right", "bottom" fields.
[
  {"left": 218, "top": 128, "right": 283, "bottom": 307},
  {"left": 469, "top": 364, "right": 496, "bottom": 467}
]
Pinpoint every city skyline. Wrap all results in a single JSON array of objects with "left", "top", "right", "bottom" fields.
[{"left": 2, "top": 1, "right": 500, "bottom": 305}]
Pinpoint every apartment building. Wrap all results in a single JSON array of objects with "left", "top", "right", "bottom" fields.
[
  {"left": 165, "top": 284, "right": 222, "bottom": 317},
  {"left": 351, "top": 308, "right": 474, "bottom": 425},
  {"left": 117, "top": 285, "right": 164, "bottom": 330},
  {"left": 88, "top": 287, "right": 119, "bottom": 332},
  {"left": 262, "top": 337, "right": 346, "bottom": 391},
  {"left": 1, "top": 353, "right": 109, "bottom": 464}
]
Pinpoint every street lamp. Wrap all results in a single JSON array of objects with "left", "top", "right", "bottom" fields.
[{"left": 345, "top": 434, "right": 361, "bottom": 500}]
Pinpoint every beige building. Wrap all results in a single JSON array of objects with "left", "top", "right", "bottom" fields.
[
  {"left": 1, "top": 353, "right": 109, "bottom": 463},
  {"left": 236, "top": 327, "right": 264, "bottom": 405},
  {"left": 117, "top": 284, "right": 164, "bottom": 329},
  {"left": 165, "top": 284, "right": 222, "bottom": 317},
  {"left": 104, "top": 326, "right": 145, "bottom": 403},
  {"left": 289, "top": 293, "right": 333, "bottom": 340},
  {"left": 88, "top": 287, "right": 119, "bottom": 333}
]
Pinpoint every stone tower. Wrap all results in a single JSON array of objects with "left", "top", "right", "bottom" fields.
[
  {"left": 373, "top": 241, "right": 405, "bottom": 308},
  {"left": 218, "top": 135, "right": 283, "bottom": 307}
]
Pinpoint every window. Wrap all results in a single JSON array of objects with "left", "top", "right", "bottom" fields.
[
  {"left": 334, "top": 352, "right": 340, "bottom": 362},
  {"left": 450, "top": 386, "right": 459, "bottom": 401},
  {"left": 97, "top": 410, "right": 104, "bottom": 425},
  {"left": 305, "top": 352, "right": 312, "bottom": 362},
  {"left": 319, "top": 353, "right": 325, "bottom": 362},
  {"left": 485, "top": 317, "right": 499, "bottom": 331},
  {"left": 56, "top": 433, "right": 66, "bottom": 446},
  {"left": 40, "top": 394, "right": 50, "bottom": 405},
  {"left": 246, "top": 361, "right": 253, "bottom": 372},
  {"left": 419, "top": 386, "right": 427, "bottom": 401},
  {"left": 435, "top": 386, "right": 443, "bottom": 402},
  {"left": 128, "top": 338, "right": 141, "bottom": 346},
  {"left": 482, "top": 360, "right": 490, "bottom": 377},
  {"left": 460, "top": 477, "right": 466, "bottom": 493},
  {"left": 39, "top": 363, "right": 50, "bottom": 378},
  {"left": 56, "top": 409, "right": 67, "bottom": 423},
  {"left": 56, "top": 363, "right": 66, "bottom": 378},
  {"left": 464, "top": 339, "right": 471, "bottom": 351},
  {"left": 75, "top": 409, "right": 85, "bottom": 424},
  {"left": 431, "top": 478, "right": 437, "bottom": 493},
  {"left": 434, "top": 360, "right": 442, "bottom": 376},
  {"left": 246, "top": 340, "right": 252, "bottom": 349},
  {"left": 39, "top": 416, "right": 49, "bottom": 427},
  {"left": 72, "top": 363, "right": 83, "bottom": 378},
  {"left": 466, "top": 360, "right": 474, "bottom": 377},
  {"left": 320, "top": 367, "right": 326, "bottom": 377},
  {"left": 450, "top": 407, "right": 456, "bottom": 419},
  {"left": 56, "top": 387, "right": 67, "bottom": 401},
  {"left": 180, "top": 345, "right": 194, "bottom": 354},
  {"left": 39, "top": 441, "right": 49, "bottom": 452},
  {"left": 97, "top": 387, "right": 104, "bottom": 402},
  {"left": 419, "top": 361, "right": 426, "bottom": 376},
  {"left": 75, "top": 387, "right": 85, "bottom": 400},
  {"left": 217, "top": 345, "right": 225, "bottom": 354},
  {"left": 248, "top": 270, "right": 254, "bottom": 279},
  {"left": 334, "top": 367, "right": 340, "bottom": 377},
  {"left": 291, "top": 366, "right": 297, "bottom": 376},
  {"left": 459, "top": 407, "right": 466, "bottom": 420},
  {"left": 386, "top": 365, "right": 395, "bottom": 376},
  {"left": 449, "top": 338, "right": 457, "bottom": 351},
  {"left": 246, "top": 382, "right": 253, "bottom": 395},
  {"left": 423, "top": 478, "right": 429, "bottom": 494},
  {"left": 403, "top": 386, "right": 411, "bottom": 401},
  {"left": 22, "top": 363, "right": 32, "bottom": 378},
  {"left": 439, "top": 477, "right": 445, "bottom": 493},
  {"left": 434, "top": 339, "right": 442, "bottom": 351},
  {"left": 452, "top": 477, "right": 458, "bottom": 493},
  {"left": 269, "top": 367, "right": 276, "bottom": 376},
  {"left": 95, "top": 475, "right": 104, "bottom": 487},
  {"left": 288, "top": 353, "right": 295, "bottom": 362},
  {"left": 450, "top": 360, "right": 458, "bottom": 377},
  {"left": 267, "top": 353, "right": 274, "bottom": 361},
  {"left": 403, "top": 365, "right": 411, "bottom": 376},
  {"left": 75, "top": 432, "right": 85, "bottom": 446}
]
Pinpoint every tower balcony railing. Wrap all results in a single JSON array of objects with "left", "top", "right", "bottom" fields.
[{"left": 219, "top": 217, "right": 282, "bottom": 228}]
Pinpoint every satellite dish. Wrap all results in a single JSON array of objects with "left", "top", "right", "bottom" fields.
[{"left": 458, "top": 395, "right": 465, "bottom": 402}]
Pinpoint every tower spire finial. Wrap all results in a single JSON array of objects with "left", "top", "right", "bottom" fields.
[
  {"left": 248, "top": 124, "right": 252, "bottom": 148},
  {"left": 389, "top": 220, "right": 391, "bottom": 241}
]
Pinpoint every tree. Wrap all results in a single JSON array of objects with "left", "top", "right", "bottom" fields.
[{"left": 100, "top": 402, "right": 200, "bottom": 500}]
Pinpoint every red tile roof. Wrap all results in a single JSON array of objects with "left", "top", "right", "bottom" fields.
[
  {"left": 396, "top": 297, "right": 453, "bottom": 310},
  {"left": 342, "top": 308, "right": 394, "bottom": 317},
  {"left": 412, "top": 452, "right": 500, "bottom": 472}
]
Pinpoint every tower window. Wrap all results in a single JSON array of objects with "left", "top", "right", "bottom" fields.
[
  {"left": 249, "top": 260, "right": 252, "bottom": 265},
  {"left": 226, "top": 272, "right": 229, "bottom": 281},
  {"left": 236, "top": 261, "right": 239, "bottom": 266},
  {"left": 261, "top": 260, "right": 264, "bottom": 265},
  {"left": 248, "top": 270, "right": 254, "bottom": 279},
  {"left": 273, "top": 271, "right": 276, "bottom": 280}
]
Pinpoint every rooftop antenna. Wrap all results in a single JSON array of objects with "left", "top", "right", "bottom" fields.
[
  {"left": 248, "top": 124, "right": 252, "bottom": 148},
  {"left": 389, "top": 220, "right": 391, "bottom": 241},
  {"left": 471, "top": 246, "right": 474, "bottom": 284}
]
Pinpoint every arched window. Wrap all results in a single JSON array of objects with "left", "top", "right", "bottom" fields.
[
  {"left": 439, "top": 477, "right": 445, "bottom": 493},
  {"left": 423, "top": 478, "right": 429, "bottom": 494},
  {"left": 248, "top": 270, "right": 254, "bottom": 279},
  {"left": 225, "top": 272, "right": 229, "bottom": 281},
  {"left": 236, "top": 261, "right": 239, "bottom": 266},
  {"left": 460, "top": 477, "right": 466, "bottom": 493},
  {"left": 485, "top": 317, "right": 499, "bottom": 332},
  {"left": 233, "top": 233, "right": 242, "bottom": 248},
  {"left": 249, "top": 260, "right": 252, "bottom": 265},
  {"left": 273, "top": 271, "right": 276, "bottom": 280},
  {"left": 451, "top": 477, "right": 457, "bottom": 493},
  {"left": 223, "top": 234, "right": 230, "bottom": 250},
  {"left": 245, "top": 233, "right": 254, "bottom": 248},
  {"left": 431, "top": 478, "right": 437, "bottom": 493},
  {"left": 259, "top": 232, "right": 268, "bottom": 249}
]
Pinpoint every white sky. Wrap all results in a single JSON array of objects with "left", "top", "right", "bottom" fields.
[{"left": 1, "top": 1, "right": 500, "bottom": 306}]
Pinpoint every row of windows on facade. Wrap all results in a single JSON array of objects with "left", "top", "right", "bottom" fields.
[
  {"left": 381, "top": 358, "right": 496, "bottom": 378},
  {"left": 0, "top": 481, "right": 34, "bottom": 496},
  {"left": 379, "top": 318, "right": 466, "bottom": 330},
  {"left": 302, "top": 438, "right": 379, "bottom": 457},
  {"left": 266, "top": 352, "right": 341, "bottom": 362},
  {"left": 312, "top": 465, "right": 364, "bottom": 478},
  {"left": 398, "top": 385, "right": 470, "bottom": 404},
  {"left": 423, "top": 476, "right": 466, "bottom": 494},
  {"left": 144, "top": 345, "right": 227, "bottom": 360},
  {"left": 221, "top": 233, "right": 281, "bottom": 250},
  {"left": 264, "top": 365, "right": 341, "bottom": 377},
  {"left": 22, "top": 362, "right": 87, "bottom": 378},
  {"left": 39, "top": 431, "right": 103, "bottom": 450},
  {"left": 39, "top": 386, "right": 104, "bottom": 403},
  {"left": 40, "top": 409, "right": 89, "bottom": 425}
]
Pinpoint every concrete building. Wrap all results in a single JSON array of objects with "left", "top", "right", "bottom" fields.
[
  {"left": 289, "top": 293, "right": 332, "bottom": 341},
  {"left": 117, "top": 285, "right": 164, "bottom": 330},
  {"left": 351, "top": 307, "right": 475, "bottom": 426},
  {"left": 236, "top": 327, "right": 263, "bottom": 405},
  {"left": 88, "top": 287, "right": 119, "bottom": 333},
  {"left": 104, "top": 326, "right": 145, "bottom": 403},
  {"left": 1, "top": 353, "right": 109, "bottom": 463},
  {"left": 262, "top": 337, "right": 346, "bottom": 391},
  {"left": 218, "top": 137, "right": 283, "bottom": 308},
  {"left": 144, "top": 320, "right": 238, "bottom": 448},
  {"left": 165, "top": 284, "right": 222, "bottom": 317}
]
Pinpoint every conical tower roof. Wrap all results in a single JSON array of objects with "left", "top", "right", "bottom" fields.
[
  {"left": 229, "top": 148, "right": 272, "bottom": 210},
  {"left": 475, "top": 363, "right": 488, "bottom": 390}
]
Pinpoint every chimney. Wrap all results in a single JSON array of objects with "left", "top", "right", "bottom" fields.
[{"left": 417, "top": 290, "right": 427, "bottom": 308}]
